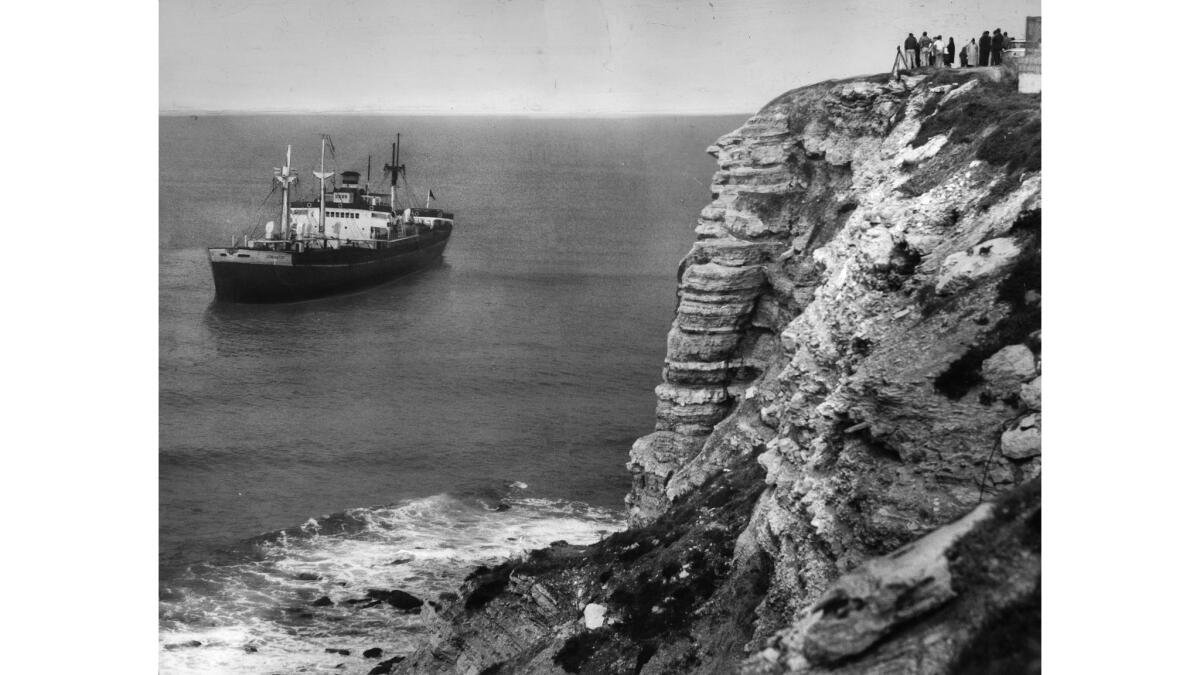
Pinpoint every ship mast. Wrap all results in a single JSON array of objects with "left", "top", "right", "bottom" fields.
[
  {"left": 273, "top": 145, "right": 297, "bottom": 243},
  {"left": 313, "top": 136, "right": 335, "bottom": 238},
  {"left": 384, "top": 133, "right": 403, "bottom": 212}
]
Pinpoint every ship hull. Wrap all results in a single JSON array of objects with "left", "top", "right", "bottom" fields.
[{"left": 208, "top": 227, "right": 451, "bottom": 303}]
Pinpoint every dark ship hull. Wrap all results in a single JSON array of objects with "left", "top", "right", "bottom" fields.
[{"left": 209, "top": 224, "right": 451, "bottom": 303}]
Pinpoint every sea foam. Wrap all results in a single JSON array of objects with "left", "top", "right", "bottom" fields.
[{"left": 159, "top": 492, "right": 623, "bottom": 674}]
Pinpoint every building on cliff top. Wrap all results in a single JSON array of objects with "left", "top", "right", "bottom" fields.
[{"left": 1018, "top": 16, "right": 1042, "bottom": 94}]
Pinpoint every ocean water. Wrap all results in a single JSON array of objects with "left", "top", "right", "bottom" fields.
[{"left": 159, "top": 113, "right": 745, "bottom": 673}]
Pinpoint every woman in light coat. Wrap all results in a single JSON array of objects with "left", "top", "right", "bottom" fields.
[{"left": 966, "top": 38, "right": 979, "bottom": 66}]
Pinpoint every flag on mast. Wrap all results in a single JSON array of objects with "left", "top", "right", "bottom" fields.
[{"left": 427, "top": 189, "right": 436, "bottom": 201}]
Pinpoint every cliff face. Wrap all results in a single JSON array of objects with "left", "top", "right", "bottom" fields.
[{"left": 402, "top": 71, "right": 1041, "bottom": 675}]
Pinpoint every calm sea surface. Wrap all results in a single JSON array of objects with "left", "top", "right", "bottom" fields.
[{"left": 158, "top": 114, "right": 745, "bottom": 673}]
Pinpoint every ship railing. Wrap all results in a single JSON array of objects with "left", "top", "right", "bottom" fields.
[{"left": 243, "top": 230, "right": 436, "bottom": 252}]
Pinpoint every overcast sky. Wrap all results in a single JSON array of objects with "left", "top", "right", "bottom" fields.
[{"left": 161, "top": 0, "right": 1040, "bottom": 115}]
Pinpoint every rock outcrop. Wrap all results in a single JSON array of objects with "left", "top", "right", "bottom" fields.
[{"left": 400, "top": 70, "right": 1041, "bottom": 674}]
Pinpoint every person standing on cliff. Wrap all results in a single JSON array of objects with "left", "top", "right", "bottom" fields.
[
  {"left": 918, "top": 31, "right": 931, "bottom": 67},
  {"left": 966, "top": 37, "right": 979, "bottom": 66},
  {"left": 991, "top": 28, "right": 1004, "bottom": 65},
  {"left": 931, "top": 35, "right": 943, "bottom": 69},
  {"left": 904, "top": 33, "right": 919, "bottom": 69},
  {"left": 946, "top": 37, "right": 956, "bottom": 67},
  {"left": 979, "top": 30, "right": 992, "bottom": 66}
]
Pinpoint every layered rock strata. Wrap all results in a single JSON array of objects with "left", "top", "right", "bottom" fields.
[{"left": 401, "top": 70, "right": 1041, "bottom": 674}]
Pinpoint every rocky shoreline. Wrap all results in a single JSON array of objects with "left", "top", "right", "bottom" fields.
[{"left": 394, "top": 69, "right": 1041, "bottom": 674}]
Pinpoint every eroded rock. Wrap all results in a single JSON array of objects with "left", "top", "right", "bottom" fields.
[{"left": 402, "top": 72, "right": 1042, "bottom": 675}]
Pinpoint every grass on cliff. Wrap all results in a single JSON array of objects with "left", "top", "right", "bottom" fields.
[
  {"left": 902, "top": 77, "right": 1040, "bottom": 204},
  {"left": 945, "top": 479, "right": 1041, "bottom": 673},
  {"left": 911, "top": 78, "right": 1040, "bottom": 175}
]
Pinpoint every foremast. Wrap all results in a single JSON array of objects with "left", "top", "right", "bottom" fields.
[{"left": 273, "top": 145, "right": 297, "bottom": 241}]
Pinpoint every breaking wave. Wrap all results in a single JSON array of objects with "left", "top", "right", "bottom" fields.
[{"left": 159, "top": 486, "right": 623, "bottom": 674}]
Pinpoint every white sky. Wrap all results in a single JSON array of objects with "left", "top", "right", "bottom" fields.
[{"left": 161, "top": 0, "right": 1040, "bottom": 115}]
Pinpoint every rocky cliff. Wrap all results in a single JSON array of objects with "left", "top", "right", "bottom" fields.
[{"left": 399, "top": 69, "right": 1041, "bottom": 674}]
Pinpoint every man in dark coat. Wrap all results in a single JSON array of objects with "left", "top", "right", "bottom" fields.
[
  {"left": 946, "top": 37, "right": 956, "bottom": 66},
  {"left": 904, "top": 33, "right": 918, "bottom": 69},
  {"left": 991, "top": 28, "right": 1004, "bottom": 65},
  {"left": 979, "top": 30, "right": 992, "bottom": 66}
]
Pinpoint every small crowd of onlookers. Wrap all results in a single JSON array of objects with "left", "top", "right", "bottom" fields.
[{"left": 902, "top": 28, "right": 1011, "bottom": 70}]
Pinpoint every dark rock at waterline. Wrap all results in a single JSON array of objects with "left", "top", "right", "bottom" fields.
[
  {"left": 389, "top": 556, "right": 414, "bottom": 565},
  {"left": 363, "top": 647, "right": 383, "bottom": 658},
  {"left": 325, "top": 648, "right": 351, "bottom": 655},
  {"left": 366, "top": 588, "right": 423, "bottom": 613},
  {"left": 438, "top": 591, "right": 459, "bottom": 603},
  {"left": 311, "top": 596, "right": 334, "bottom": 607},
  {"left": 164, "top": 640, "right": 203, "bottom": 650},
  {"left": 296, "top": 572, "right": 321, "bottom": 581},
  {"left": 243, "top": 645, "right": 258, "bottom": 653},
  {"left": 369, "top": 656, "right": 404, "bottom": 674},
  {"left": 494, "top": 503, "right": 511, "bottom": 512}
]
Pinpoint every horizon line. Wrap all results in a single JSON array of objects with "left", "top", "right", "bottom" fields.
[{"left": 159, "top": 108, "right": 757, "bottom": 118}]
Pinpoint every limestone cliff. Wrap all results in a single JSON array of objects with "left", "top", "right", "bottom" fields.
[{"left": 399, "top": 70, "right": 1041, "bottom": 675}]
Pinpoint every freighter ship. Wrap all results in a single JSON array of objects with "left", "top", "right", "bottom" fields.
[{"left": 208, "top": 134, "right": 453, "bottom": 303}]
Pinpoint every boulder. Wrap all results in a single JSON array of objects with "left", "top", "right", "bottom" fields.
[
  {"left": 325, "top": 648, "right": 351, "bottom": 656},
  {"left": 363, "top": 647, "right": 383, "bottom": 658},
  {"left": 366, "top": 588, "right": 423, "bottom": 613},
  {"left": 583, "top": 603, "right": 608, "bottom": 629},
  {"left": 934, "top": 238, "right": 1022, "bottom": 295},
  {"left": 1001, "top": 415, "right": 1041, "bottom": 459},
  {"left": 981, "top": 345, "right": 1037, "bottom": 398},
  {"left": 797, "top": 503, "right": 995, "bottom": 665},
  {"left": 1020, "top": 375, "right": 1042, "bottom": 410},
  {"left": 311, "top": 596, "right": 334, "bottom": 607},
  {"left": 895, "top": 134, "right": 948, "bottom": 167},
  {"left": 369, "top": 656, "right": 404, "bottom": 675}
]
